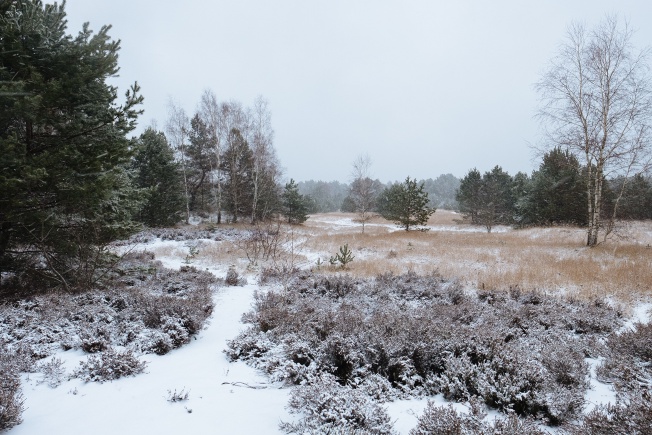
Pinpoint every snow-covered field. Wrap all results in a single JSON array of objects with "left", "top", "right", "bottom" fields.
[
  {"left": 4, "top": 215, "right": 652, "bottom": 434},
  {"left": 10, "top": 281, "right": 294, "bottom": 434}
]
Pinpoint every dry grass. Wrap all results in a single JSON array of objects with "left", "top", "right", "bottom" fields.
[
  {"left": 298, "top": 211, "right": 652, "bottom": 302},
  {"left": 145, "top": 211, "right": 652, "bottom": 303}
]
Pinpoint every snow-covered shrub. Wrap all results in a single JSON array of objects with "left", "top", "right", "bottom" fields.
[
  {"left": 225, "top": 330, "right": 274, "bottom": 362},
  {"left": 597, "top": 321, "right": 652, "bottom": 391},
  {"left": 571, "top": 388, "right": 652, "bottom": 434},
  {"left": 139, "top": 329, "right": 173, "bottom": 356},
  {"left": 79, "top": 325, "right": 110, "bottom": 353},
  {"left": 410, "top": 399, "right": 548, "bottom": 435},
  {"left": 228, "top": 270, "right": 621, "bottom": 427},
  {"left": 580, "top": 320, "right": 652, "bottom": 434},
  {"left": 225, "top": 266, "right": 239, "bottom": 286},
  {"left": 166, "top": 388, "right": 190, "bottom": 403},
  {"left": 74, "top": 348, "right": 147, "bottom": 383},
  {"left": 160, "top": 315, "right": 190, "bottom": 348},
  {"left": 279, "top": 374, "right": 395, "bottom": 435},
  {"left": 0, "top": 353, "right": 25, "bottom": 431},
  {"left": 0, "top": 253, "right": 215, "bottom": 364},
  {"left": 38, "top": 357, "right": 66, "bottom": 388}
]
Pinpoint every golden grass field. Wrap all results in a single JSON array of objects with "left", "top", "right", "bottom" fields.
[
  {"left": 155, "top": 210, "right": 652, "bottom": 304},
  {"left": 292, "top": 211, "right": 652, "bottom": 302}
]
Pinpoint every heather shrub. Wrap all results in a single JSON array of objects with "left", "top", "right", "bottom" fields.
[
  {"left": 0, "top": 352, "right": 25, "bottom": 431},
  {"left": 571, "top": 388, "right": 652, "bottom": 434},
  {"left": 279, "top": 373, "right": 396, "bottom": 435},
  {"left": 38, "top": 357, "right": 67, "bottom": 388},
  {"left": 227, "top": 270, "right": 621, "bottom": 426},
  {"left": 0, "top": 254, "right": 215, "bottom": 363},
  {"left": 410, "top": 399, "right": 548, "bottom": 435},
  {"left": 575, "top": 320, "right": 652, "bottom": 434},
  {"left": 74, "top": 348, "right": 147, "bottom": 383}
]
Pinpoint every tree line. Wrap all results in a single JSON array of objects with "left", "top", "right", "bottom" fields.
[
  {"left": 456, "top": 147, "right": 652, "bottom": 234},
  {"left": 1, "top": 3, "right": 651, "bottom": 292},
  {"left": 0, "top": 1, "right": 308, "bottom": 291}
]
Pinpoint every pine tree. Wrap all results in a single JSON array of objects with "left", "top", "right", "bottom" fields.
[
  {"left": 283, "top": 179, "right": 308, "bottom": 224},
  {"left": 378, "top": 177, "right": 434, "bottom": 231},
  {"left": 477, "top": 166, "right": 514, "bottom": 232},
  {"left": 519, "top": 148, "right": 587, "bottom": 226},
  {"left": 614, "top": 174, "right": 652, "bottom": 220},
  {"left": 187, "top": 113, "right": 216, "bottom": 214},
  {"left": 457, "top": 166, "right": 515, "bottom": 232},
  {"left": 456, "top": 169, "right": 483, "bottom": 224},
  {"left": 0, "top": 1, "right": 143, "bottom": 289},
  {"left": 132, "top": 129, "right": 184, "bottom": 227}
]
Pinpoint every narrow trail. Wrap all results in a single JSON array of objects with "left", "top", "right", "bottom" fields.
[{"left": 10, "top": 284, "right": 291, "bottom": 435}]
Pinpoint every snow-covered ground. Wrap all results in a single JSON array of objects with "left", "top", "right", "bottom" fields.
[
  {"left": 8, "top": 230, "right": 651, "bottom": 434},
  {"left": 10, "top": 281, "right": 294, "bottom": 435},
  {"left": 308, "top": 214, "right": 513, "bottom": 233}
]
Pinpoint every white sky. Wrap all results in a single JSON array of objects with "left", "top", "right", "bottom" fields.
[{"left": 63, "top": 1, "right": 652, "bottom": 183}]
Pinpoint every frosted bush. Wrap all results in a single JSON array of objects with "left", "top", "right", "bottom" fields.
[
  {"left": 228, "top": 270, "right": 621, "bottom": 427},
  {"left": 410, "top": 399, "right": 548, "bottom": 435},
  {"left": 0, "top": 353, "right": 25, "bottom": 431},
  {"left": 74, "top": 348, "right": 147, "bottom": 383},
  {"left": 38, "top": 357, "right": 66, "bottom": 388},
  {"left": 279, "top": 374, "right": 395, "bottom": 435}
]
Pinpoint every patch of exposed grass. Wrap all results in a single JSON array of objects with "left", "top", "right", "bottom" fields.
[{"left": 298, "top": 212, "right": 652, "bottom": 302}]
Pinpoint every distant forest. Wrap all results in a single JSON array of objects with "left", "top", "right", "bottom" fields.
[{"left": 297, "top": 174, "right": 460, "bottom": 214}]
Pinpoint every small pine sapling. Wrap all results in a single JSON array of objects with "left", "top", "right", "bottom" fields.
[
  {"left": 329, "top": 244, "right": 354, "bottom": 269},
  {"left": 184, "top": 244, "right": 199, "bottom": 264}
]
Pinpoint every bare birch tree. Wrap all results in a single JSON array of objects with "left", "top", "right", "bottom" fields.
[
  {"left": 249, "top": 96, "right": 282, "bottom": 222},
  {"left": 199, "top": 90, "right": 222, "bottom": 223},
  {"left": 536, "top": 15, "right": 652, "bottom": 246},
  {"left": 165, "top": 99, "right": 191, "bottom": 224},
  {"left": 350, "top": 154, "right": 380, "bottom": 233}
]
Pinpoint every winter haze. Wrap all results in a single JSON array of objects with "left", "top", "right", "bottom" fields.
[{"left": 63, "top": 0, "right": 652, "bottom": 182}]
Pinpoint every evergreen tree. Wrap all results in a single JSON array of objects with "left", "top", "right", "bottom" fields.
[
  {"left": 378, "top": 177, "right": 434, "bottom": 231},
  {"left": 520, "top": 148, "right": 587, "bottom": 226},
  {"left": 340, "top": 196, "right": 357, "bottom": 213},
  {"left": 132, "top": 129, "right": 184, "bottom": 227},
  {"left": 0, "top": 1, "right": 143, "bottom": 289},
  {"left": 477, "top": 166, "right": 514, "bottom": 232},
  {"left": 221, "top": 128, "right": 253, "bottom": 223},
  {"left": 456, "top": 169, "right": 483, "bottom": 224},
  {"left": 283, "top": 179, "right": 309, "bottom": 224},
  {"left": 457, "top": 166, "right": 514, "bottom": 232},
  {"left": 613, "top": 174, "right": 652, "bottom": 220},
  {"left": 187, "top": 113, "right": 216, "bottom": 214}
]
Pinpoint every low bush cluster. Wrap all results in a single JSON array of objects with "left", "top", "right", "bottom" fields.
[
  {"left": 410, "top": 397, "right": 547, "bottom": 435},
  {"left": 0, "top": 352, "right": 25, "bottom": 431},
  {"left": 0, "top": 252, "right": 215, "bottom": 370},
  {"left": 0, "top": 252, "right": 215, "bottom": 428},
  {"left": 73, "top": 348, "right": 147, "bottom": 383},
  {"left": 572, "top": 320, "right": 652, "bottom": 434},
  {"left": 227, "top": 271, "right": 622, "bottom": 430},
  {"left": 120, "top": 227, "right": 241, "bottom": 245},
  {"left": 279, "top": 373, "right": 395, "bottom": 435}
]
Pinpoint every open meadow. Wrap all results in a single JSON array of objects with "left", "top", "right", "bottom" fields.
[{"left": 183, "top": 210, "right": 652, "bottom": 304}]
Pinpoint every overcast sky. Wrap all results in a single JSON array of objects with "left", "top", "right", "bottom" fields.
[{"left": 63, "top": 1, "right": 652, "bottom": 183}]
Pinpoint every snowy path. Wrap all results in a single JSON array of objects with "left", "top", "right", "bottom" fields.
[{"left": 10, "top": 284, "right": 292, "bottom": 435}]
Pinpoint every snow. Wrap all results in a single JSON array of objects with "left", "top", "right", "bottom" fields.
[
  {"left": 9, "top": 284, "right": 293, "bottom": 435},
  {"left": 583, "top": 358, "right": 617, "bottom": 414},
  {"left": 7, "top": 221, "right": 651, "bottom": 434},
  {"left": 308, "top": 214, "right": 513, "bottom": 233},
  {"left": 385, "top": 395, "right": 509, "bottom": 435},
  {"left": 619, "top": 302, "right": 652, "bottom": 333}
]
